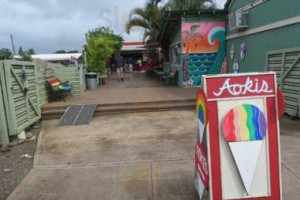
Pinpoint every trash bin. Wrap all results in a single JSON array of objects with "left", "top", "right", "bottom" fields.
[{"left": 85, "top": 72, "right": 98, "bottom": 90}]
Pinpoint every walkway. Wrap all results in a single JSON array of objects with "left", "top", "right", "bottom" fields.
[
  {"left": 7, "top": 112, "right": 300, "bottom": 200},
  {"left": 8, "top": 111, "right": 198, "bottom": 200},
  {"left": 7, "top": 72, "right": 300, "bottom": 199},
  {"left": 44, "top": 72, "right": 197, "bottom": 108}
]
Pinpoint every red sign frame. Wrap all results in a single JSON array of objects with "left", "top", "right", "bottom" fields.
[
  {"left": 203, "top": 72, "right": 282, "bottom": 200},
  {"left": 195, "top": 141, "right": 209, "bottom": 188}
]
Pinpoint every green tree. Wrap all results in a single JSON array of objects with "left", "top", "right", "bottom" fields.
[
  {"left": 126, "top": 0, "right": 207, "bottom": 44},
  {"left": 28, "top": 48, "right": 36, "bottom": 55},
  {"left": 21, "top": 52, "right": 32, "bottom": 61},
  {"left": 165, "top": 0, "right": 206, "bottom": 11},
  {"left": 0, "top": 48, "right": 13, "bottom": 60},
  {"left": 18, "top": 46, "right": 23, "bottom": 55},
  {"left": 67, "top": 50, "right": 79, "bottom": 53},
  {"left": 55, "top": 50, "right": 66, "bottom": 54},
  {"left": 85, "top": 27, "right": 123, "bottom": 73}
]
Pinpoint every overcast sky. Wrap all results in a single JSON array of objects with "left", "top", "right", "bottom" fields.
[{"left": 0, "top": 0, "right": 227, "bottom": 54}]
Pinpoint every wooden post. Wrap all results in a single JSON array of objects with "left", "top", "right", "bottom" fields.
[{"left": 0, "top": 61, "right": 9, "bottom": 146}]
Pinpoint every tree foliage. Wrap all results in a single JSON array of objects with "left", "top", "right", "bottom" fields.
[
  {"left": 17, "top": 48, "right": 35, "bottom": 61},
  {"left": 165, "top": 0, "right": 204, "bottom": 11},
  {"left": 20, "top": 51, "right": 32, "bottom": 61},
  {"left": 126, "top": 0, "right": 165, "bottom": 44},
  {"left": 18, "top": 46, "right": 23, "bottom": 55},
  {"left": 0, "top": 48, "right": 13, "bottom": 60},
  {"left": 28, "top": 48, "right": 36, "bottom": 55},
  {"left": 55, "top": 50, "right": 66, "bottom": 54},
  {"left": 85, "top": 27, "right": 123, "bottom": 73}
]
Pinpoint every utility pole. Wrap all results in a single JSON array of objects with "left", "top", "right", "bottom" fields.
[{"left": 10, "top": 34, "right": 16, "bottom": 56}]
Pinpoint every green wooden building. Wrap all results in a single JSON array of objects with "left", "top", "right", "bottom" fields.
[
  {"left": 225, "top": 0, "right": 300, "bottom": 117},
  {"left": 160, "top": 10, "right": 226, "bottom": 87}
]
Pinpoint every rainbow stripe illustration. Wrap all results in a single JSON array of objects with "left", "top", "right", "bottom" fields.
[
  {"left": 222, "top": 104, "right": 267, "bottom": 142},
  {"left": 196, "top": 90, "right": 208, "bottom": 125}
]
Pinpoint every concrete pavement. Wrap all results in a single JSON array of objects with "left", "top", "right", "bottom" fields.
[{"left": 7, "top": 111, "right": 300, "bottom": 200}]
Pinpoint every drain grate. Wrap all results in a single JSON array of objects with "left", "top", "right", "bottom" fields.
[{"left": 58, "top": 104, "right": 97, "bottom": 126}]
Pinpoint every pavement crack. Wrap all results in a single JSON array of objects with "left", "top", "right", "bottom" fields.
[
  {"left": 282, "top": 162, "right": 300, "bottom": 180},
  {"left": 150, "top": 160, "right": 154, "bottom": 200}
]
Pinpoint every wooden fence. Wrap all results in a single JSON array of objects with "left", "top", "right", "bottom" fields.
[
  {"left": 0, "top": 60, "right": 86, "bottom": 146},
  {"left": 0, "top": 60, "right": 41, "bottom": 146},
  {"left": 36, "top": 60, "right": 86, "bottom": 106}
]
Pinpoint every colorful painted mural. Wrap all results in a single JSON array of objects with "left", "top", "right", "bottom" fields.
[{"left": 181, "top": 21, "right": 225, "bottom": 87}]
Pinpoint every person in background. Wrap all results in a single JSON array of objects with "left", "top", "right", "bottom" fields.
[
  {"left": 115, "top": 53, "right": 124, "bottom": 81},
  {"left": 128, "top": 57, "right": 133, "bottom": 72},
  {"left": 137, "top": 58, "right": 142, "bottom": 72},
  {"left": 124, "top": 58, "right": 128, "bottom": 72},
  {"left": 109, "top": 56, "right": 115, "bottom": 75}
]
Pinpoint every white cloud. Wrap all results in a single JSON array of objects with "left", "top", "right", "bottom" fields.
[
  {"left": 0, "top": 0, "right": 228, "bottom": 53},
  {"left": 0, "top": 0, "right": 147, "bottom": 53}
]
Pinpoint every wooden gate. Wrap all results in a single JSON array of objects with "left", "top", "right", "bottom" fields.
[
  {"left": 0, "top": 78, "right": 9, "bottom": 146},
  {"left": 0, "top": 60, "right": 41, "bottom": 143},
  {"left": 266, "top": 48, "right": 300, "bottom": 117}
]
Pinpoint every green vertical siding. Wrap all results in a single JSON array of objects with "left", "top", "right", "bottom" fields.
[
  {"left": 229, "top": 0, "right": 300, "bottom": 31},
  {"left": 0, "top": 62, "right": 9, "bottom": 147},
  {"left": 227, "top": 0, "right": 300, "bottom": 73},
  {"left": 267, "top": 48, "right": 300, "bottom": 117},
  {"left": 0, "top": 60, "right": 41, "bottom": 143},
  {"left": 169, "top": 25, "right": 184, "bottom": 86},
  {"left": 227, "top": 23, "right": 300, "bottom": 73}
]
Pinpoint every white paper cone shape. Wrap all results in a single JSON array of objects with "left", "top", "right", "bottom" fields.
[
  {"left": 229, "top": 140, "right": 263, "bottom": 195},
  {"left": 198, "top": 119, "right": 205, "bottom": 142},
  {"left": 197, "top": 172, "right": 205, "bottom": 199}
]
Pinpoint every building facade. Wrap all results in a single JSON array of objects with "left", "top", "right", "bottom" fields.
[
  {"left": 225, "top": 0, "right": 300, "bottom": 117},
  {"left": 160, "top": 11, "right": 226, "bottom": 87}
]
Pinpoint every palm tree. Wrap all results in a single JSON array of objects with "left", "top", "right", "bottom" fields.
[
  {"left": 164, "top": 0, "right": 206, "bottom": 11},
  {"left": 126, "top": 0, "right": 210, "bottom": 44},
  {"left": 126, "top": 0, "right": 164, "bottom": 44},
  {"left": 182, "top": 25, "right": 203, "bottom": 84}
]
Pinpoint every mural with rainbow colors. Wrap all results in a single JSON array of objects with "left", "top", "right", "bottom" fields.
[
  {"left": 182, "top": 21, "right": 225, "bottom": 87},
  {"left": 222, "top": 104, "right": 267, "bottom": 142},
  {"left": 196, "top": 90, "right": 208, "bottom": 142}
]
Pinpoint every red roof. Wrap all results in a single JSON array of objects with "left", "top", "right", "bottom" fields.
[{"left": 123, "top": 41, "right": 144, "bottom": 46}]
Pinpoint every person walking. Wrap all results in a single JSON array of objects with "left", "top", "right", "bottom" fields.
[
  {"left": 115, "top": 53, "right": 124, "bottom": 81},
  {"left": 128, "top": 57, "right": 133, "bottom": 72},
  {"left": 109, "top": 56, "right": 115, "bottom": 75},
  {"left": 137, "top": 58, "right": 142, "bottom": 72},
  {"left": 124, "top": 58, "right": 128, "bottom": 72}
]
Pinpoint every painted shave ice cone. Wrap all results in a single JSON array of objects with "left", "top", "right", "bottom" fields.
[
  {"left": 197, "top": 90, "right": 208, "bottom": 143},
  {"left": 222, "top": 104, "right": 267, "bottom": 195}
]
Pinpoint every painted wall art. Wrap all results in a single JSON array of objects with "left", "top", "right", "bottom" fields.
[
  {"left": 222, "top": 104, "right": 267, "bottom": 195},
  {"left": 181, "top": 21, "right": 225, "bottom": 87},
  {"left": 230, "top": 44, "right": 235, "bottom": 60},
  {"left": 240, "top": 42, "right": 247, "bottom": 60}
]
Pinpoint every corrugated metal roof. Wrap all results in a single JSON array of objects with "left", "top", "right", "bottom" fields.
[
  {"left": 31, "top": 53, "right": 82, "bottom": 61},
  {"left": 121, "top": 41, "right": 146, "bottom": 52}
]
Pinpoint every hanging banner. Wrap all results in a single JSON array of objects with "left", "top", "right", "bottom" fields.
[{"left": 200, "top": 72, "right": 282, "bottom": 200}]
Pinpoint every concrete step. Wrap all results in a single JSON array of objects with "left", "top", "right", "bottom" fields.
[
  {"left": 41, "top": 99, "right": 195, "bottom": 111},
  {"left": 41, "top": 100, "right": 196, "bottom": 120}
]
